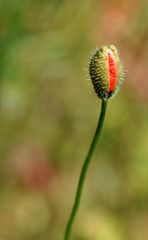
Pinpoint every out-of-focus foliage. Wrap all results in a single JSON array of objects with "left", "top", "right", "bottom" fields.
[{"left": 0, "top": 0, "right": 148, "bottom": 239}]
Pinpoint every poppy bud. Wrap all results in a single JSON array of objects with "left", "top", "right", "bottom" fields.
[{"left": 89, "top": 45, "right": 123, "bottom": 100}]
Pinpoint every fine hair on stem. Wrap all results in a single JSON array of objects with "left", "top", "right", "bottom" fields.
[{"left": 63, "top": 99, "right": 108, "bottom": 240}]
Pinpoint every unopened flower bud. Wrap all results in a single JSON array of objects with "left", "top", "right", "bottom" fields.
[{"left": 89, "top": 45, "right": 123, "bottom": 100}]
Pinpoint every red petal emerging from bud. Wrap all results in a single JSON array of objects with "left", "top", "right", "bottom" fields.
[{"left": 108, "top": 49, "right": 118, "bottom": 95}]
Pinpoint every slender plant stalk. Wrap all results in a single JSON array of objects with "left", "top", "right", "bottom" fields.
[{"left": 64, "top": 99, "right": 108, "bottom": 240}]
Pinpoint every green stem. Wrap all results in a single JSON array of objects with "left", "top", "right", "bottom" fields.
[{"left": 63, "top": 99, "right": 108, "bottom": 240}]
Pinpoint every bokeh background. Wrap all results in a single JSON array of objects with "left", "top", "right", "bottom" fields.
[{"left": 0, "top": 0, "right": 148, "bottom": 239}]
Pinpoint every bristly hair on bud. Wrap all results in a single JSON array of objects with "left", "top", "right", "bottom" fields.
[{"left": 89, "top": 45, "right": 124, "bottom": 100}]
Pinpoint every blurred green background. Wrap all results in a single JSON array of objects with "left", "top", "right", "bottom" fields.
[{"left": 0, "top": 0, "right": 148, "bottom": 239}]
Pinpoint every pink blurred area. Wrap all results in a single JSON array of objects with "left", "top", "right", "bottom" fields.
[{"left": 8, "top": 144, "right": 55, "bottom": 192}]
